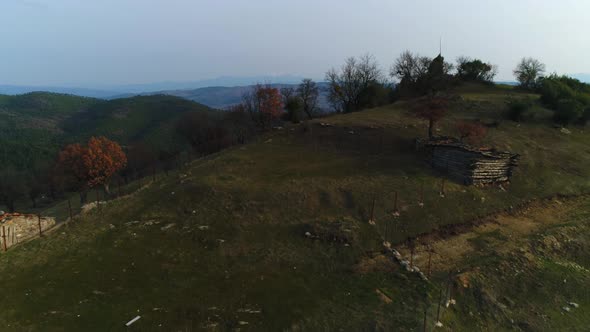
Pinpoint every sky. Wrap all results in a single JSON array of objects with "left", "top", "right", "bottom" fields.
[{"left": 0, "top": 0, "right": 589, "bottom": 87}]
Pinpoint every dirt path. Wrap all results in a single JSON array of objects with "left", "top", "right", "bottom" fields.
[{"left": 396, "top": 196, "right": 587, "bottom": 274}]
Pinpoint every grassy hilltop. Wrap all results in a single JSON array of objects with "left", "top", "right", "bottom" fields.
[{"left": 1, "top": 83, "right": 590, "bottom": 330}]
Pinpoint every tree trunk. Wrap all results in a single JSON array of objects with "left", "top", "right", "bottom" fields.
[
  {"left": 104, "top": 183, "right": 111, "bottom": 196},
  {"left": 31, "top": 197, "right": 37, "bottom": 208},
  {"left": 428, "top": 118, "right": 434, "bottom": 138},
  {"left": 79, "top": 191, "right": 88, "bottom": 204}
]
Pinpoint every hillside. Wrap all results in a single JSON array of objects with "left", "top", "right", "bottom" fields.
[
  {"left": 0, "top": 93, "right": 215, "bottom": 171},
  {"left": 1, "top": 84, "right": 590, "bottom": 330}
]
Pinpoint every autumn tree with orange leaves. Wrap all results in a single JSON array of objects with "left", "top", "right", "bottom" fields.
[
  {"left": 57, "top": 136, "right": 127, "bottom": 201},
  {"left": 414, "top": 96, "right": 449, "bottom": 139},
  {"left": 241, "top": 84, "right": 283, "bottom": 130},
  {"left": 455, "top": 120, "right": 487, "bottom": 145}
]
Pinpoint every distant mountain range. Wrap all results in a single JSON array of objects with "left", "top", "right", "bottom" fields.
[
  {"left": 572, "top": 73, "right": 590, "bottom": 83},
  {"left": 0, "top": 75, "right": 314, "bottom": 100},
  {"left": 118, "top": 82, "right": 332, "bottom": 110}
]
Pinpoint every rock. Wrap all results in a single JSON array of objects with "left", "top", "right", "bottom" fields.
[
  {"left": 562, "top": 306, "right": 571, "bottom": 312},
  {"left": 160, "top": 223, "right": 176, "bottom": 231},
  {"left": 375, "top": 289, "right": 393, "bottom": 304},
  {"left": 568, "top": 302, "right": 579, "bottom": 308},
  {"left": 435, "top": 321, "right": 443, "bottom": 327},
  {"left": 560, "top": 127, "right": 572, "bottom": 135},
  {"left": 304, "top": 231, "right": 312, "bottom": 237},
  {"left": 198, "top": 225, "right": 209, "bottom": 230}
]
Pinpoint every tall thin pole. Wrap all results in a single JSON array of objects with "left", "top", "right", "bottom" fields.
[
  {"left": 2, "top": 226, "right": 7, "bottom": 251},
  {"left": 38, "top": 214, "right": 43, "bottom": 237}
]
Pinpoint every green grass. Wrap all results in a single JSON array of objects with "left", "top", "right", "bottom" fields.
[{"left": 2, "top": 83, "right": 590, "bottom": 330}]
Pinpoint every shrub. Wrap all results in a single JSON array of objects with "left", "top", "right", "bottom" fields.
[
  {"left": 506, "top": 100, "right": 530, "bottom": 122},
  {"left": 553, "top": 99, "right": 584, "bottom": 126}
]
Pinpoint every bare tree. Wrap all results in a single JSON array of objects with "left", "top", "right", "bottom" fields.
[
  {"left": 325, "top": 54, "right": 383, "bottom": 113},
  {"left": 514, "top": 57, "right": 546, "bottom": 89},
  {"left": 297, "top": 79, "right": 319, "bottom": 119},
  {"left": 390, "top": 50, "right": 431, "bottom": 83}
]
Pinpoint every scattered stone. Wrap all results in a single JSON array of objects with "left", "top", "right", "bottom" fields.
[
  {"left": 160, "top": 223, "right": 176, "bottom": 231},
  {"left": 217, "top": 239, "right": 225, "bottom": 244},
  {"left": 568, "top": 302, "right": 579, "bottom": 308},
  {"left": 198, "top": 225, "right": 209, "bottom": 230},
  {"left": 560, "top": 127, "right": 572, "bottom": 135},
  {"left": 375, "top": 289, "right": 393, "bottom": 304},
  {"left": 304, "top": 231, "right": 312, "bottom": 237},
  {"left": 562, "top": 306, "right": 571, "bottom": 312},
  {"left": 109, "top": 224, "right": 116, "bottom": 229},
  {"left": 238, "top": 321, "right": 249, "bottom": 326},
  {"left": 435, "top": 321, "right": 443, "bottom": 328}
]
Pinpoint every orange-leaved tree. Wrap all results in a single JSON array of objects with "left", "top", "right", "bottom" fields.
[
  {"left": 455, "top": 120, "right": 487, "bottom": 144},
  {"left": 414, "top": 96, "right": 448, "bottom": 139},
  {"left": 241, "top": 84, "right": 283, "bottom": 130},
  {"left": 83, "top": 136, "right": 127, "bottom": 194},
  {"left": 57, "top": 137, "right": 126, "bottom": 201}
]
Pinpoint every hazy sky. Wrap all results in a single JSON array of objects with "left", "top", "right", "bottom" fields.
[{"left": 1, "top": 0, "right": 589, "bottom": 86}]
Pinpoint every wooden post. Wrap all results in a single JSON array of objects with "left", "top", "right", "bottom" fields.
[
  {"left": 369, "top": 195, "right": 376, "bottom": 223},
  {"left": 427, "top": 246, "right": 433, "bottom": 277},
  {"left": 436, "top": 286, "right": 443, "bottom": 323},
  {"left": 2, "top": 226, "right": 7, "bottom": 251},
  {"left": 38, "top": 214, "right": 43, "bottom": 237},
  {"left": 96, "top": 190, "right": 100, "bottom": 212},
  {"left": 423, "top": 305, "right": 428, "bottom": 332},
  {"left": 394, "top": 191, "right": 399, "bottom": 214},
  {"left": 420, "top": 182, "right": 425, "bottom": 206},
  {"left": 440, "top": 179, "right": 446, "bottom": 197},
  {"left": 118, "top": 179, "right": 122, "bottom": 197},
  {"left": 67, "top": 198, "right": 73, "bottom": 221}
]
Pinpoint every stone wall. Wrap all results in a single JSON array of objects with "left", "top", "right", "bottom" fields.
[{"left": 0, "top": 213, "right": 56, "bottom": 249}]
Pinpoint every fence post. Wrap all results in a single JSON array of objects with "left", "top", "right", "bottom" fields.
[
  {"left": 38, "top": 214, "right": 43, "bottom": 237},
  {"left": 436, "top": 286, "right": 443, "bottom": 324},
  {"left": 423, "top": 304, "right": 428, "bottom": 332},
  {"left": 2, "top": 226, "right": 7, "bottom": 251},
  {"left": 118, "top": 179, "right": 122, "bottom": 197},
  {"left": 67, "top": 198, "right": 73, "bottom": 221},
  {"left": 440, "top": 179, "right": 446, "bottom": 197},
  {"left": 96, "top": 190, "right": 100, "bottom": 212},
  {"left": 419, "top": 182, "right": 425, "bottom": 207},
  {"left": 369, "top": 194, "right": 376, "bottom": 224}
]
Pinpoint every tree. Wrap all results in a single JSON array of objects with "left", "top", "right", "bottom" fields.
[
  {"left": 456, "top": 57, "right": 497, "bottom": 82},
  {"left": 0, "top": 168, "right": 25, "bottom": 213},
  {"left": 57, "top": 137, "right": 127, "bottom": 200},
  {"left": 241, "top": 84, "right": 283, "bottom": 129},
  {"left": 57, "top": 143, "right": 90, "bottom": 202},
  {"left": 414, "top": 97, "right": 449, "bottom": 138},
  {"left": 83, "top": 137, "right": 127, "bottom": 195},
  {"left": 326, "top": 54, "right": 383, "bottom": 113},
  {"left": 281, "top": 87, "right": 302, "bottom": 123},
  {"left": 390, "top": 50, "right": 431, "bottom": 85},
  {"left": 297, "top": 79, "right": 320, "bottom": 119},
  {"left": 514, "top": 57, "right": 545, "bottom": 90},
  {"left": 455, "top": 120, "right": 487, "bottom": 144}
]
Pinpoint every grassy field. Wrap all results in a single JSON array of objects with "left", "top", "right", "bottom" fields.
[{"left": 1, "top": 83, "right": 590, "bottom": 330}]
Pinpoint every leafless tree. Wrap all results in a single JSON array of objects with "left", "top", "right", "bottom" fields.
[
  {"left": 514, "top": 57, "right": 546, "bottom": 89},
  {"left": 325, "top": 54, "right": 383, "bottom": 113},
  {"left": 297, "top": 79, "right": 319, "bottom": 119},
  {"left": 390, "top": 50, "right": 431, "bottom": 83}
]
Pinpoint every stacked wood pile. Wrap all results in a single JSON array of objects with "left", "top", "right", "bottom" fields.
[{"left": 419, "top": 137, "right": 519, "bottom": 185}]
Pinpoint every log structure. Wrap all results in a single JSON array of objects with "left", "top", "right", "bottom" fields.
[{"left": 419, "top": 137, "right": 519, "bottom": 185}]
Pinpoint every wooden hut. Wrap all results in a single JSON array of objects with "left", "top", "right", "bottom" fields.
[{"left": 420, "top": 137, "right": 519, "bottom": 185}]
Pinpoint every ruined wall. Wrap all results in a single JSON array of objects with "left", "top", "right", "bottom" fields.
[
  {"left": 430, "top": 146, "right": 518, "bottom": 185},
  {"left": 0, "top": 214, "right": 56, "bottom": 249}
]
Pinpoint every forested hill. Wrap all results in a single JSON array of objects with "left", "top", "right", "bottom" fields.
[{"left": 0, "top": 92, "right": 216, "bottom": 171}]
